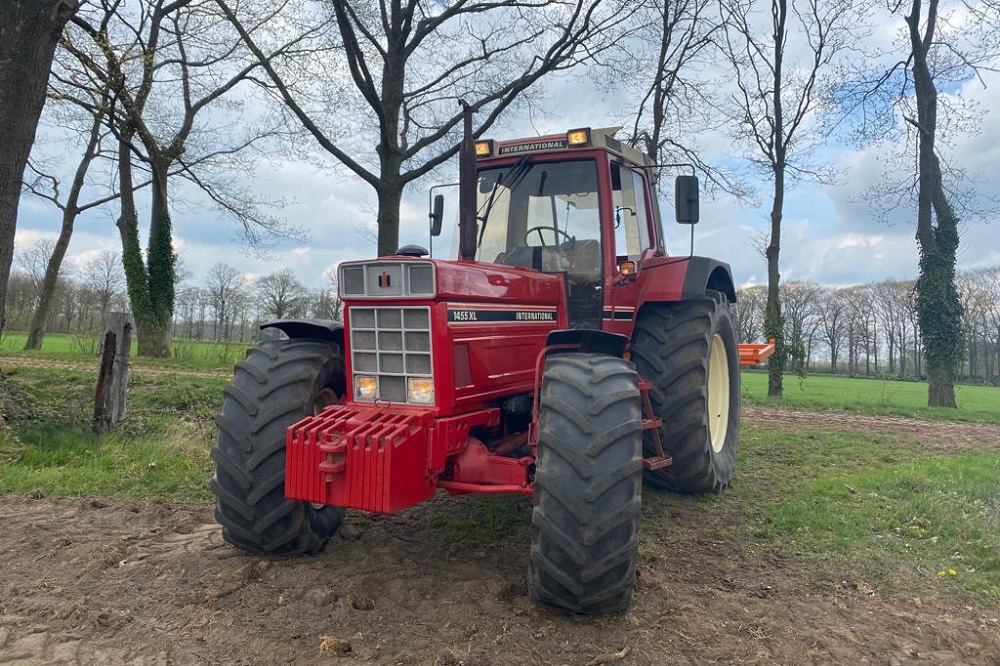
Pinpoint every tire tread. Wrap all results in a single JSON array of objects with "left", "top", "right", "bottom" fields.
[
  {"left": 528, "top": 354, "right": 643, "bottom": 614},
  {"left": 211, "top": 339, "right": 344, "bottom": 556}
]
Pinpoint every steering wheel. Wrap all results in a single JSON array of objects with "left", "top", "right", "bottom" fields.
[{"left": 524, "top": 226, "right": 574, "bottom": 247}]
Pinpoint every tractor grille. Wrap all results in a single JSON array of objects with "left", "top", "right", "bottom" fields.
[{"left": 348, "top": 306, "right": 433, "bottom": 404}]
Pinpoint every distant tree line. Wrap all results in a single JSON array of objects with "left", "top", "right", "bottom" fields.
[
  {"left": 736, "top": 267, "right": 1000, "bottom": 384},
  {"left": 4, "top": 242, "right": 341, "bottom": 346}
]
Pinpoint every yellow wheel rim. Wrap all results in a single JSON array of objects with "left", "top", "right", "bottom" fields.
[{"left": 708, "top": 333, "right": 730, "bottom": 454}]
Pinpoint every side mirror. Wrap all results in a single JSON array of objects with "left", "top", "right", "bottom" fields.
[
  {"left": 675, "top": 175, "right": 699, "bottom": 225},
  {"left": 429, "top": 194, "right": 444, "bottom": 237}
]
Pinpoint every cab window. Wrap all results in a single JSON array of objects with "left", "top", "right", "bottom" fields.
[{"left": 612, "top": 166, "right": 652, "bottom": 263}]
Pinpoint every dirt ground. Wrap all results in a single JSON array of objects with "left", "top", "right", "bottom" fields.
[{"left": 2, "top": 409, "right": 999, "bottom": 666}]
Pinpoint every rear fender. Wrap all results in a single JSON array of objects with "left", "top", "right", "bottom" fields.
[
  {"left": 636, "top": 256, "right": 736, "bottom": 306},
  {"left": 681, "top": 257, "right": 736, "bottom": 303}
]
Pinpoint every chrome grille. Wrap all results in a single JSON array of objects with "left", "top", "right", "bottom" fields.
[{"left": 349, "top": 306, "right": 433, "bottom": 404}]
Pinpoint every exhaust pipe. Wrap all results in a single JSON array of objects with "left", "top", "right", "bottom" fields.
[{"left": 458, "top": 101, "right": 477, "bottom": 261}]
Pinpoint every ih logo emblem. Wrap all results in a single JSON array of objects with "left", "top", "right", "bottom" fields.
[{"left": 377, "top": 271, "right": 391, "bottom": 287}]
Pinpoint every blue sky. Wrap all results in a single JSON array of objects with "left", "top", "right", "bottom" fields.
[{"left": 15, "top": 15, "right": 1000, "bottom": 292}]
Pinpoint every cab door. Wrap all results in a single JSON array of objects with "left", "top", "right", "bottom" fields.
[{"left": 605, "top": 164, "right": 656, "bottom": 336}]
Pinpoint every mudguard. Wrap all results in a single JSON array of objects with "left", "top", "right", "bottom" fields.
[
  {"left": 261, "top": 318, "right": 344, "bottom": 344},
  {"left": 545, "top": 329, "right": 630, "bottom": 357},
  {"left": 680, "top": 256, "right": 737, "bottom": 303}
]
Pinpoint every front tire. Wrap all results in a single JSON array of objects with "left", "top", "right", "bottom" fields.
[
  {"left": 528, "top": 354, "right": 643, "bottom": 614},
  {"left": 631, "top": 295, "right": 741, "bottom": 493},
  {"left": 211, "top": 339, "right": 345, "bottom": 555}
]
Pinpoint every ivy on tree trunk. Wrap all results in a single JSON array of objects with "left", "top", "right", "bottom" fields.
[
  {"left": 906, "top": 0, "right": 962, "bottom": 408},
  {"left": 115, "top": 133, "right": 174, "bottom": 358}
]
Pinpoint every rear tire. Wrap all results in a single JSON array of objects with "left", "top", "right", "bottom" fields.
[
  {"left": 528, "top": 354, "right": 643, "bottom": 614},
  {"left": 211, "top": 339, "right": 344, "bottom": 555},
  {"left": 631, "top": 294, "right": 741, "bottom": 493}
]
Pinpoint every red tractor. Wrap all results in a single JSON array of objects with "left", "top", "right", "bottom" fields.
[{"left": 210, "top": 121, "right": 773, "bottom": 614}]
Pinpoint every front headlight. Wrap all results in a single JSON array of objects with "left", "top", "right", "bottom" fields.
[
  {"left": 407, "top": 377, "right": 434, "bottom": 404},
  {"left": 355, "top": 375, "right": 377, "bottom": 400}
]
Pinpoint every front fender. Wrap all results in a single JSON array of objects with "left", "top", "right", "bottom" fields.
[{"left": 261, "top": 318, "right": 344, "bottom": 345}]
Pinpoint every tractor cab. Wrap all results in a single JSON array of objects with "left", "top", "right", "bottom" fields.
[{"left": 446, "top": 127, "right": 666, "bottom": 329}]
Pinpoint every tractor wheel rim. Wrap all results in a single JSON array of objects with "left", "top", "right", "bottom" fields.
[{"left": 708, "top": 333, "right": 730, "bottom": 454}]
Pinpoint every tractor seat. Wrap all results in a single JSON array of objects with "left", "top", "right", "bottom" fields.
[{"left": 565, "top": 239, "right": 601, "bottom": 282}]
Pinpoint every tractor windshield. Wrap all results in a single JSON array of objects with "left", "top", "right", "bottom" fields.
[
  {"left": 473, "top": 159, "right": 604, "bottom": 326},
  {"left": 475, "top": 160, "right": 601, "bottom": 270}
]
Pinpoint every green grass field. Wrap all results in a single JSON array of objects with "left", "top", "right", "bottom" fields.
[
  {"left": 742, "top": 370, "right": 1000, "bottom": 423},
  {"left": 0, "top": 331, "right": 250, "bottom": 369},
  {"left": 737, "top": 425, "right": 999, "bottom": 602},
  {"left": 0, "top": 354, "right": 996, "bottom": 604}
]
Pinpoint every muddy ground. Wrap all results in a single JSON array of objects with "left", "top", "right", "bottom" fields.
[{"left": 1, "top": 408, "right": 998, "bottom": 666}]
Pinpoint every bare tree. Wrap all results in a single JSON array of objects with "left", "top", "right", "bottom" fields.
[
  {"left": 312, "top": 268, "right": 343, "bottom": 321},
  {"left": 957, "top": 268, "right": 1000, "bottom": 382},
  {"left": 903, "top": 0, "right": 964, "bottom": 403},
  {"left": 735, "top": 284, "right": 766, "bottom": 344},
  {"left": 816, "top": 287, "right": 847, "bottom": 373},
  {"left": 3, "top": 271, "right": 38, "bottom": 330},
  {"left": 780, "top": 281, "right": 822, "bottom": 372},
  {"left": 979, "top": 267, "right": 1000, "bottom": 383},
  {"left": 256, "top": 268, "right": 308, "bottom": 320},
  {"left": 606, "top": 0, "right": 747, "bottom": 197},
  {"left": 15, "top": 238, "right": 58, "bottom": 301},
  {"left": 872, "top": 279, "right": 916, "bottom": 376},
  {"left": 830, "top": 0, "right": 1000, "bottom": 405},
  {"left": 174, "top": 283, "right": 205, "bottom": 339},
  {"left": 839, "top": 285, "right": 873, "bottom": 375},
  {"left": 0, "top": 0, "right": 80, "bottom": 332},
  {"left": 81, "top": 250, "right": 127, "bottom": 322},
  {"left": 63, "top": 0, "right": 308, "bottom": 357},
  {"left": 21, "top": 88, "right": 121, "bottom": 349},
  {"left": 218, "top": 0, "right": 632, "bottom": 255},
  {"left": 719, "top": 0, "right": 864, "bottom": 395},
  {"left": 204, "top": 262, "right": 246, "bottom": 342}
]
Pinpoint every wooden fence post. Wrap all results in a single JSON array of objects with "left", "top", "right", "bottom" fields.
[{"left": 93, "top": 311, "right": 133, "bottom": 434}]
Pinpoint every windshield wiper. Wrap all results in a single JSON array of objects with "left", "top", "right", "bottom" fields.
[{"left": 477, "top": 156, "right": 532, "bottom": 248}]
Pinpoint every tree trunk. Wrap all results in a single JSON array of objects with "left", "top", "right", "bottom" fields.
[
  {"left": 135, "top": 313, "right": 171, "bottom": 358},
  {"left": 906, "top": 0, "right": 961, "bottom": 408},
  {"left": 0, "top": 0, "right": 78, "bottom": 331},
  {"left": 764, "top": 172, "right": 786, "bottom": 397},
  {"left": 764, "top": 0, "right": 788, "bottom": 398},
  {"left": 24, "top": 104, "right": 103, "bottom": 350},
  {"left": 23, "top": 207, "right": 73, "bottom": 350},
  {"left": 142, "top": 166, "right": 175, "bottom": 357},
  {"left": 114, "top": 133, "right": 174, "bottom": 358},
  {"left": 375, "top": 181, "right": 403, "bottom": 256}
]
